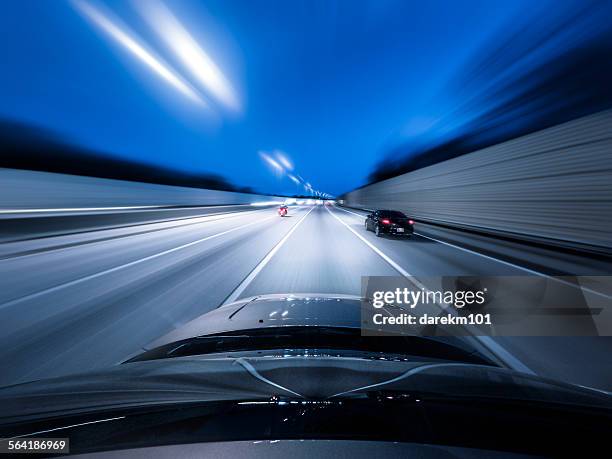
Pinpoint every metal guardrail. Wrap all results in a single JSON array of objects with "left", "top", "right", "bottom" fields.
[{"left": 341, "top": 110, "right": 612, "bottom": 252}]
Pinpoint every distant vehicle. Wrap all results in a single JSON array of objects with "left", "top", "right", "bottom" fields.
[
  {"left": 278, "top": 205, "right": 288, "bottom": 216},
  {"left": 365, "top": 210, "right": 414, "bottom": 237}
]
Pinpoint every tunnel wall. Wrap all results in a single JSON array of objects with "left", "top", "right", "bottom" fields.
[
  {"left": 0, "top": 168, "right": 283, "bottom": 209},
  {"left": 341, "top": 110, "right": 612, "bottom": 251}
]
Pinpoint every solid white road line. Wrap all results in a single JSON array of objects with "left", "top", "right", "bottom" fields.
[
  {"left": 0, "top": 212, "right": 279, "bottom": 310},
  {"left": 327, "top": 205, "right": 535, "bottom": 375},
  {"left": 326, "top": 205, "right": 412, "bottom": 277},
  {"left": 414, "top": 233, "right": 612, "bottom": 300},
  {"left": 222, "top": 206, "right": 315, "bottom": 304},
  {"left": 335, "top": 206, "right": 612, "bottom": 300}
]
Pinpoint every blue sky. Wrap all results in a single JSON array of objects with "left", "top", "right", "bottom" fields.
[{"left": 0, "top": 0, "right": 557, "bottom": 195}]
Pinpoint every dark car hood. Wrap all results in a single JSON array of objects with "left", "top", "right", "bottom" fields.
[
  {"left": 1, "top": 356, "right": 611, "bottom": 425},
  {"left": 2, "top": 295, "right": 610, "bottom": 425},
  {"left": 144, "top": 294, "right": 366, "bottom": 350},
  {"left": 141, "top": 294, "right": 493, "bottom": 366}
]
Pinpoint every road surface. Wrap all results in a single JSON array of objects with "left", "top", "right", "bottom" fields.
[{"left": 0, "top": 204, "right": 610, "bottom": 390}]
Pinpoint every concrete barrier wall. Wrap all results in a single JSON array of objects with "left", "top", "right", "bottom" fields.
[
  {"left": 0, "top": 168, "right": 282, "bottom": 209},
  {"left": 341, "top": 110, "right": 612, "bottom": 250}
]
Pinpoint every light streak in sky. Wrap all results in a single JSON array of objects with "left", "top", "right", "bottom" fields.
[
  {"left": 135, "top": 0, "right": 240, "bottom": 112},
  {"left": 71, "top": 0, "right": 205, "bottom": 106}
]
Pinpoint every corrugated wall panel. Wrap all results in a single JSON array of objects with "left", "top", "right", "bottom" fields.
[
  {"left": 0, "top": 169, "right": 282, "bottom": 209},
  {"left": 342, "top": 110, "right": 612, "bottom": 249}
]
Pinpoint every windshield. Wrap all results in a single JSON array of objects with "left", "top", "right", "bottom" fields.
[
  {"left": 379, "top": 211, "right": 407, "bottom": 218},
  {"left": 1, "top": 0, "right": 612, "bottom": 455}
]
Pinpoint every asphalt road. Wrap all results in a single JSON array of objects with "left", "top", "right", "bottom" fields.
[{"left": 0, "top": 204, "right": 610, "bottom": 390}]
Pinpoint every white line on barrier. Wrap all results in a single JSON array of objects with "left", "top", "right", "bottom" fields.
[
  {"left": 0, "top": 212, "right": 278, "bottom": 310},
  {"left": 0, "top": 203, "right": 265, "bottom": 214},
  {"left": 326, "top": 205, "right": 536, "bottom": 375},
  {"left": 222, "top": 206, "right": 315, "bottom": 304},
  {"left": 0, "top": 206, "right": 164, "bottom": 214}
]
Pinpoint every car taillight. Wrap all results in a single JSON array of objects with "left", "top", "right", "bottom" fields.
[
  {"left": 381, "top": 219, "right": 390, "bottom": 224},
  {"left": 408, "top": 219, "right": 414, "bottom": 225}
]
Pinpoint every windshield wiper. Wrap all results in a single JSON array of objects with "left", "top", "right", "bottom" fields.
[{"left": 127, "top": 326, "right": 494, "bottom": 366}]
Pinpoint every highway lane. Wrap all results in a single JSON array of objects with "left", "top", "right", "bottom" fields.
[
  {"left": 324, "top": 205, "right": 612, "bottom": 391},
  {"left": 0, "top": 205, "right": 311, "bottom": 385},
  {"left": 0, "top": 204, "right": 283, "bottom": 243},
  {"left": 240, "top": 204, "right": 400, "bottom": 297},
  {"left": 0, "top": 203, "right": 610, "bottom": 391},
  {"left": 0, "top": 207, "right": 281, "bottom": 304},
  {"left": 0, "top": 209, "right": 270, "bottom": 260}
]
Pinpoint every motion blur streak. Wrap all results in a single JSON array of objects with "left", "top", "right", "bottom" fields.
[
  {"left": 135, "top": 0, "right": 240, "bottom": 112},
  {"left": 275, "top": 151, "right": 293, "bottom": 171},
  {"left": 0, "top": 201, "right": 611, "bottom": 391},
  {"left": 250, "top": 200, "right": 285, "bottom": 206},
  {"left": 371, "top": 0, "right": 612, "bottom": 182},
  {"left": 259, "top": 151, "right": 284, "bottom": 174},
  {"left": 70, "top": 0, "right": 205, "bottom": 105},
  {"left": 258, "top": 151, "right": 329, "bottom": 198}
]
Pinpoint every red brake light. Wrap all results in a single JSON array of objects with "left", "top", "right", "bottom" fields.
[
  {"left": 408, "top": 219, "right": 414, "bottom": 225},
  {"left": 381, "top": 219, "right": 390, "bottom": 225}
]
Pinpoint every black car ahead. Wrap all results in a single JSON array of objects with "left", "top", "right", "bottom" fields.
[{"left": 365, "top": 210, "right": 414, "bottom": 237}]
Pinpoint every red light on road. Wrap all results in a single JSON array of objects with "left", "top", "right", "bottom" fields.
[
  {"left": 408, "top": 219, "right": 414, "bottom": 225},
  {"left": 381, "top": 219, "right": 390, "bottom": 224}
]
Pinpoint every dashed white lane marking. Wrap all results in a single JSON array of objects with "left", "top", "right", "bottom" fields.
[
  {"left": 0, "top": 207, "right": 274, "bottom": 260},
  {"left": 222, "top": 206, "right": 316, "bottom": 304},
  {"left": 0, "top": 212, "right": 279, "bottom": 310},
  {"left": 327, "top": 205, "right": 536, "bottom": 375}
]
